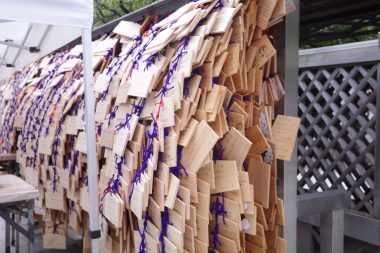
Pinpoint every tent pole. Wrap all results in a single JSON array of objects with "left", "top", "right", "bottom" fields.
[{"left": 82, "top": 27, "right": 101, "bottom": 253}]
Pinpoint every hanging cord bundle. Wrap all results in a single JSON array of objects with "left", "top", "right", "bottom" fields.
[
  {"left": 99, "top": 36, "right": 143, "bottom": 101},
  {"left": 154, "top": 36, "right": 190, "bottom": 121},
  {"left": 169, "top": 146, "right": 188, "bottom": 178},
  {"left": 20, "top": 53, "right": 66, "bottom": 155},
  {"left": 144, "top": 35, "right": 192, "bottom": 249},
  {"left": 49, "top": 221, "right": 65, "bottom": 234},
  {"left": 210, "top": 193, "right": 227, "bottom": 253},
  {"left": 133, "top": 36, "right": 191, "bottom": 252},
  {"left": 158, "top": 207, "right": 172, "bottom": 253},
  {"left": 212, "top": 0, "right": 225, "bottom": 11},
  {"left": 129, "top": 114, "right": 159, "bottom": 204},
  {"left": 99, "top": 154, "right": 125, "bottom": 217},
  {"left": 115, "top": 98, "right": 145, "bottom": 130},
  {"left": 31, "top": 78, "right": 65, "bottom": 168},
  {"left": 138, "top": 208, "right": 152, "bottom": 253},
  {"left": 106, "top": 154, "right": 125, "bottom": 196},
  {"left": 128, "top": 114, "right": 161, "bottom": 252},
  {"left": 107, "top": 105, "right": 119, "bottom": 127},
  {"left": 211, "top": 136, "right": 227, "bottom": 252},
  {"left": 130, "top": 27, "right": 160, "bottom": 76},
  {"left": 143, "top": 51, "right": 161, "bottom": 71},
  {"left": 51, "top": 81, "right": 83, "bottom": 191},
  {"left": 45, "top": 66, "right": 82, "bottom": 137},
  {"left": 0, "top": 68, "right": 30, "bottom": 152}
]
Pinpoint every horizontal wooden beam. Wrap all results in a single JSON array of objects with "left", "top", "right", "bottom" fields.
[
  {"left": 297, "top": 189, "right": 350, "bottom": 217},
  {"left": 0, "top": 153, "right": 16, "bottom": 162},
  {"left": 299, "top": 210, "right": 380, "bottom": 246},
  {"left": 299, "top": 39, "right": 380, "bottom": 68}
]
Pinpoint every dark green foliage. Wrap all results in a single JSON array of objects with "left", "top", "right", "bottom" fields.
[
  {"left": 300, "top": 14, "right": 380, "bottom": 49},
  {"left": 94, "top": 0, "right": 155, "bottom": 27}
]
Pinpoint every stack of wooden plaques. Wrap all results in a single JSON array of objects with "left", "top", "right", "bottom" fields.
[{"left": 0, "top": 0, "right": 300, "bottom": 252}]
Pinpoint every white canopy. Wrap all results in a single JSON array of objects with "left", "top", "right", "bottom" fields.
[
  {"left": 0, "top": 0, "right": 93, "bottom": 80},
  {"left": 0, "top": 0, "right": 93, "bottom": 28},
  {"left": 0, "top": 1, "right": 101, "bottom": 251}
]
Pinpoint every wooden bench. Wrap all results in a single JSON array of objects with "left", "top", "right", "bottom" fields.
[
  {"left": 0, "top": 153, "right": 16, "bottom": 162},
  {"left": 297, "top": 190, "right": 351, "bottom": 253},
  {"left": 0, "top": 175, "right": 39, "bottom": 253}
]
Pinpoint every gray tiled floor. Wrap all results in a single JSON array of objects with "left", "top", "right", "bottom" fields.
[{"left": 0, "top": 217, "right": 82, "bottom": 253}]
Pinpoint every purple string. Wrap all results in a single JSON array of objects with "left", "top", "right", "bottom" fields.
[
  {"left": 20, "top": 53, "right": 66, "bottom": 155},
  {"left": 159, "top": 207, "right": 172, "bottom": 253},
  {"left": 128, "top": 114, "right": 158, "bottom": 204},
  {"left": 169, "top": 146, "right": 188, "bottom": 178},
  {"left": 50, "top": 78, "right": 83, "bottom": 191},
  {"left": 69, "top": 200, "right": 75, "bottom": 213},
  {"left": 152, "top": 36, "right": 189, "bottom": 122},
  {"left": 192, "top": 66, "right": 204, "bottom": 76},
  {"left": 212, "top": 0, "right": 225, "bottom": 12},
  {"left": 107, "top": 105, "right": 119, "bottom": 127},
  {"left": 64, "top": 152, "right": 71, "bottom": 170},
  {"left": 106, "top": 57, "right": 120, "bottom": 76},
  {"left": 80, "top": 176, "right": 88, "bottom": 186},
  {"left": 45, "top": 67, "right": 80, "bottom": 137},
  {"left": 126, "top": 36, "right": 143, "bottom": 59},
  {"left": 105, "top": 48, "right": 113, "bottom": 61},
  {"left": 99, "top": 154, "right": 125, "bottom": 217},
  {"left": 97, "top": 124, "right": 102, "bottom": 136},
  {"left": 99, "top": 36, "right": 142, "bottom": 101},
  {"left": 132, "top": 28, "right": 158, "bottom": 70},
  {"left": 161, "top": 36, "right": 189, "bottom": 96},
  {"left": 224, "top": 96, "right": 235, "bottom": 125},
  {"left": 115, "top": 98, "right": 145, "bottom": 130},
  {"left": 130, "top": 28, "right": 159, "bottom": 75},
  {"left": 51, "top": 137, "right": 60, "bottom": 192},
  {"left": 143, "top": 52, "right": 160, "bottom": 71},
  {"left": 0, "top": 67, "right": 31, "bottom": 152},
  {"left": 70, "top": 151, "right": 79, "bottom": 176},
  {"left": 31, "top": 81, "right": 63, "bottom": 168},
  {"left": 20, "top": 88, "right": 45, "bottom": 153},
  {"left": 138, "top": 208, "right": 152, "bottom": 253},
  {"left": 214, "top": 146, "right": 224, "bottom": 161},
  {"left": 210, "top": 193, "right": 227, "bottom": 253},
  {"left": 183, "top": 78, "right": 190, "bottom": 98}
]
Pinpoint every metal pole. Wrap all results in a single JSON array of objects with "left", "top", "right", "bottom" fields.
[
  {"left": 81, "top": 27, "right": 101, "bottom": 253},
  {"left": 0, "top": 41, "right": 30, "bottom": 50},
  {"left": 11, "top": 24, "right": 33, "bottom": 66}
]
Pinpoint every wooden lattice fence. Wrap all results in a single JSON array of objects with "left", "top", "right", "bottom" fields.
[{"left": 297, "top": 40, "right": 380, "bottom": 216}]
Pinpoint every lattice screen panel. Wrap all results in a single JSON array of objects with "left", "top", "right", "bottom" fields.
[{"left": 297, "top": 64, "right": 377, "bottom": 215}]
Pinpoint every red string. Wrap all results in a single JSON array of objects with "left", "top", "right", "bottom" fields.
[
  {"left": 49, "top": 103, "right": 58, "bottom": 120},
  {"left": 101, "top": 177, "right": 114, "bottom": 201},
  {"left": 155, "top": 99, "right": 165, "bottom": 121}
]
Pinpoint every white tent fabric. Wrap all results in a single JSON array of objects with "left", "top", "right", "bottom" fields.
[
  {"left": 0, "top": 22, "right": 81, "bottom": 80},
  {"left": 0, "top": 0, "right": 93, "bottom": 28},
  {"left": 0, "top": 1, "right": 100, "bottom": 252}
]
